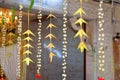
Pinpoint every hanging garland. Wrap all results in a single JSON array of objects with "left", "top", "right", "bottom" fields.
[
  {"left": 97, "top": 0, "right": 105, "bottom": 80},
  {"left": 74, "top": 0, "right": 88, "bottom": 53},
  {"left": 62, "top": 0, "right": 68, "bottom": 80},
  {"left": 16, "top": 4, "right": 23, "bottom": 79},
  {"left": 45, "top": 0, "right": 57, "bottom": 63},
  {"left": 35, "top": 0, "right": 42, "bottom": 79},
  {"left": 23, "top": 0, "right": 35, "bottom": 66},
  {"left": 7, "top": 8, "right": 17, "bottom": 59},
  {"left": 0, "top": 13, "right": 6, "bottom": 79}
]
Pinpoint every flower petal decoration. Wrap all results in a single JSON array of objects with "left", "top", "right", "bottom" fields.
[
  {"left": 45, "top": 33, "right": 57, "bottom": 39},
  {"left": 23, "top": 50, "right": 32, "bottom": 55},
  {"left": 74, "top": 29, "right": 88, "bottom": 38},
  {"left": 23, "top": 57, "right": 34, "bottom": 66},
  {"left": 46, "top": 23, "right": 57, "bottom": 29},
  {"left": 47, "top": 13, "right": 56, "bottom": 19},
  {"left": 77, "top": 42, "right": 88, "bottom": 52},
  {"left": 23, "top": 29, "right": 35, "bottom": 36},
  {"left": 49, "top": 52, "right": 56, "bottom": 63},
  {"left": 24, "top": 43, "right": 33, "bottom": 48},
  {"left": 46, "top": 43, "right": 55, "bottom": 49},
  {"left": 74, "top": 8, "right": 86, "bottom": 16},
  {"left": 23, "top": 36, "right": 33, "bottom": 42},
  {"left": 98, "top": 77, "right": 105, "bottom": 80},
  {"left": 74, "top": 18, "right": 87, "bottom": 26}
]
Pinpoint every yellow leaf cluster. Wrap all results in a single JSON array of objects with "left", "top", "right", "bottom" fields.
[
  {"left": 23, "top": 57, "right": 34, "bottom": 66},
  {"left": 45, "top": 33, "right": 57, "bottom": 39},
  {"left": 78, "top": 42, "right": 88, "bottom": 52},
  {"left": 23, "top": 29, "right": 35, "bottom": 36},
  {"left": 46, "top": 43, "right": 55, "bottom": 49},
  {"left": 46, "top": 23, "right": 57, "bottom": 29}
]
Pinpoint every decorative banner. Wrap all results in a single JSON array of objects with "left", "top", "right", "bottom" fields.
[
  {"left": 23, "top": 0, "right": 35, "bottom": 66},
  {"left": 62, "top": 0, "right": 68, "bottom": 80},
  {"left": 74, "top": 0, "right": 88, "bottom": 53},
  {"left": 45, "top": 0, "right": 57, "bottom": 63},
  {"left": 97, "top": 0, "right": 105, "bottom": 80},
  {"left": 35, "top": 0, "right": 42, "bottom": 79},
  {"left": 16, "top": 4, "right": 23, "bottom": 79}
]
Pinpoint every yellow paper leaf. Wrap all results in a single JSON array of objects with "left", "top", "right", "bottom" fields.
[
  {"left": 47, "top": 13, "right": 56, "bottom": 19},
  {"left": 46, "top": 23, "right": 57, "bottom": 29},
  {"left": 23, "top": 57, "right": 33, "bottom": 66},
  {"left": 23, "top": 37, "right": 33, "bottom": 42},
  {"left": 74, "top": 29, "right": 88, "bottom": 39},
  {"left": 75, "top": 18, "right": 87, "bottom": 26},
  {"left": 24, "top": 43, "right": 33, "bottom": 48},
  {"left": 23, "top": 50, "right": 32, "bottom": 55},
  {"left": 45, "top": 33, "right": 57, "bottom": 39},
  {"left": 49, "top": 52, "right": 56, "bottom": 63},
  {"left": 74, "top": 8, "right": 86, "bottom": 16},
  {"left": 23, "top": 29, "right": 35, "bottom": 36},
  {"left": 7, "top": 32, "right": 16, "bottom": 37},
  {"left": 77, "top": 42, "right": 88, "bottom": 52},
  {"left": 46, "top": 43, "right": 55, "bottom": 49}
]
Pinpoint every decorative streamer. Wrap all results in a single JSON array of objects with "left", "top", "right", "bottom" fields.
[
  {"left": 74, "top": 0, "right": 88, "bottom": 52},
  {"left": 97, "top": 0, "right": 105, "bottom": 80},
  {"left": 16, "top": 4, "right": 23, "bottom": 79},
  {"left": 62, "top": 0, "right": 68, "bottom": 80},
  {"left": 0, "top": 12, "right": 6, "bottom": 79},
  {"left": 23, "top": 0, "right": 35, "bottom": 66},
  {"left": 35, "top": 0, "right": 42, "bottom": 79},
  {"left": 45, "top": 0, "right": 57, "bottom": 63},
  {"left": 7, "top": 8, "right": 17, "bottom": 59}
]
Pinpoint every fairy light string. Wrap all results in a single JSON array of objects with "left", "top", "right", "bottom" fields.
[
  {"left": 45, "top": 0, "right": 57, "bottom": 63},
  {"left": 97, "top": 0, "right": 105, "bottom": 80},
  {"left": 16, "top": 4, "right": 23, "bottom": 79},
  {"left": 74, "top": 0, "right": 88, "bottom": 53},
  {"left": 35, "top": 0, "right": 42, "bottom": 79},
  {"left": 62, "top": 0, "right": 68, "bottom": 80},
  {"left": 0, "top": 12, "right": 6, "bottom": 78},
  {"left": 23, "top": 0, "right": 35, "bottom": 66}
]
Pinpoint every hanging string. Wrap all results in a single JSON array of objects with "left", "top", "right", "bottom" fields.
[
  {"left": 97, "top": 0, "right": 105, "bottom": 80},
  {"left": 62, "top": 0, "right": 68, "bottom": 80},
  {"left": 35, "top": 0, "right": 42, "bottom": 79}
]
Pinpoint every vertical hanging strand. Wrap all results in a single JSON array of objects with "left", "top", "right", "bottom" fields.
[
  {"left": 1, "top": 13, "right": 6, "bottom": 78},
  {"left": 45, "top": 0, "right": 57, "bottom": 63},
  {"left": 97, "top": 0, "right": 105, "bottom": 80},
  {"left": 62, "top": 0, "right": 68, "bottom": 80},
  {"left": 35, "top": 0, "right": 42, "bottom": 79},
  {"left": 74, "top": 0, "right": 88, "bottom": 53},
  {"left": 16, "top": 4, "right": 23, "bottom": 79}
]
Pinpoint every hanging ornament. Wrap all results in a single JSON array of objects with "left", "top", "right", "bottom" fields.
[
  {"left": 23, "top": 0, "right": 35, "bottom": 66},
  {"left": 0, "top": 13, "right": 6, "bottom": 78},
  {"left": 62, "top": 0, "right": 68, "bottom": 80},
  {"left": 45, "top": 0, "right": 57, "bottom": 63},
  {"left": 74, "top": 0, "right": 88, "bottom": 53},
  {"left": 97, "top": 0, "right": 105, "bottom": 80},
  {"left": 7, "top": 8, "right": 17, "bottom": 58},
  {"left": 35, "top": 0, "right": 42, "bottom": 78},
  {"left": 16, "top": 4, "right": 23, "bottom": 79}
]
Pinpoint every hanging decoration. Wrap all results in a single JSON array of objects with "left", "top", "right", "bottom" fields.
[
  {"left": 73, "top": 0, "right": 88, "bottom": 53},
  {"left": 97, "top": 0, "right": 105, "bottom": 80},
  {"left": 0, "top": 11, "right": 6, "bottom": 79},
  {"left": 7, "top": 8, "right": 17, "bottom": 58},
  {"left": 16, "top": 4, "right": 23, "bottom": 79},
  {"left": 45, "top": 0, "right": 57, "bottom": 63},
  {"left": 62, "top": 0, "right": 68, "bottom": 80},
  {"left": 35, "top": 0, "right": 42, "bottom": 79},
  {"left": 23, "top": 0, "right": 35, "bottom": 66}
]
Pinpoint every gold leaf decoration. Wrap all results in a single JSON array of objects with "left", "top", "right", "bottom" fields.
[
  {"left": 46, "top": 43, "right": 55, "bottom": 49},
  {"left": 45, "top": 33, "right": 57, "bottom": 39},
  {"left": 47, "top": 13, "right": 56, "bottom": 19},
  {"left": 77, "top": 42, "right": 88, "bottom": 52},
  {"left": 74, "top": 29, "right": 88, "bottom": 38},
  {"left": 46, "top": 23, "right": 57, "bottom": 29},
  {"left": 23, "top": 50, "right": 32, "bottom": 55},
  {"left": 23, "top": 29, "right": 35, "bottom": 36},
  {"left": 74, "top": 8, "right": 86, "bottom": 16},
  {"left": 74, "top": 18, "right": 87, "bottom": 26},
  {"left": 23, "top": 37, "right": 33, "bottom": 41},
  {"left": 23, "top": 57, "right": 34, "bottom": 66},
  {"left": 24, "top": 43, "right": 33, "bottom": 48},
  {"left": 49, "top": 52, "right": 56, "bottom": 63}
]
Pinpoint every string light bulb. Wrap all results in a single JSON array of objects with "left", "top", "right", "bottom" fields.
[{"left": 62, "top": 0, "right": 68, "bottom": 80}]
